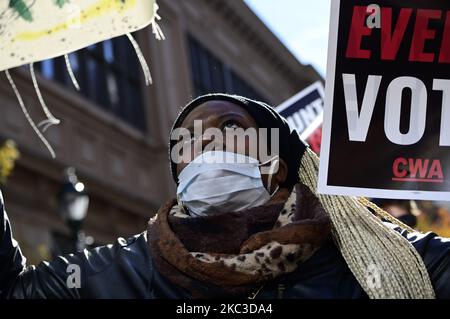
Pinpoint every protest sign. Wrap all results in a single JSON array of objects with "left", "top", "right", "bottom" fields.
[
  {"left": 0, "top": 0, "right": 158, "bottom": 71},
  {"left": 276, "top": 81, "right": 324, "bottom": 154},
  {"left": 319, "top": 0, "right": 450, "bottom": 200},
  {"left": 276, "top": 81, "right": 324, "bottom": 136}
]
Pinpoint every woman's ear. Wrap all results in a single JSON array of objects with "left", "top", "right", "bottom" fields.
[{"left": 272, "top": 158, "right": 288, "bottom": 190}]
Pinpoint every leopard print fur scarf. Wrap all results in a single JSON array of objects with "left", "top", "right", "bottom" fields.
[{"left": 147, "top": 183, "right": 331, "bottom": 298}]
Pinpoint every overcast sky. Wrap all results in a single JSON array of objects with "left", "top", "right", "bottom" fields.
[{"left": 244, "top": 0, "right": 332, "bottom": 77}]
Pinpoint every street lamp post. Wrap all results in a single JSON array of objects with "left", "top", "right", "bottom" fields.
[{"left": 58, "top": 167, "right": 90, "bottom": 252}]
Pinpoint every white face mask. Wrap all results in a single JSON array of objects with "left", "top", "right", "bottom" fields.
[{"left": 176, "top": 151, "right": 279, "bottom": 217}]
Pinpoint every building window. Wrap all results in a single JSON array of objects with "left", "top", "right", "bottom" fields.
[
  {"left": 188, "top": 35, "right": 268, "bottom": 103},
  {"left": 35, "top": 35, "right": 147, "bottom": 132}
]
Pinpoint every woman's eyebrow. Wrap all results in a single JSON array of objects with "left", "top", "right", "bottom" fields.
[
  {"left": 183, "top": 111, "right": 250, "bottom": 131},
  {"left": 217, "top": 112, "right": 248, "bottom": 122}
]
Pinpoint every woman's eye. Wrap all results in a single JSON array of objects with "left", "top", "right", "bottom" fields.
[{"left": 223, "top": 121, "right": 242, "bottom": 130}]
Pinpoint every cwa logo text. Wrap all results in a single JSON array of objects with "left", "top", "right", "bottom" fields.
[{"left": 392, "top": 158, "right": 444, "bottom": 183}]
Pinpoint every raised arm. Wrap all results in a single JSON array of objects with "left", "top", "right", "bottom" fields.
[
  {"left": 0, "top": 190, "right": 82, "bottom": 298},
  {"left": 0, "top": 190, "right": 27, "bottom": 297},
  {"left": 0, "top": 190, "right": 153, "bottom": 299}
]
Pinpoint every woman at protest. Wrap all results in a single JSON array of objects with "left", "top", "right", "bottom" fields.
[{"left": 1, "top": 94, "right": 449, "bottom": 299}]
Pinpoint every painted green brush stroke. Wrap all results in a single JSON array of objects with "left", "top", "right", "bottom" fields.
[
  {"left": 9, "top": 0, "right": 33, "bottom": 22},
  {"left": 54, "top": 0, "right": 69, "bottom": 8},
  {"left": 8, "top": 0, "right": 71, "bottom": 23}
]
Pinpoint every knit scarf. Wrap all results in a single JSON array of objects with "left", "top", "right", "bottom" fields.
[{"left": 147, "top": 183, "right": 331, "bottom": 298}]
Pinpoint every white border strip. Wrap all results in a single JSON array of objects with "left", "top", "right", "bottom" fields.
[
  {"left": 318, "top": 0, "right": 340, "bottom": 195},
  {"left": 321, "top": 185, "right": 450, "bottom": 202}
]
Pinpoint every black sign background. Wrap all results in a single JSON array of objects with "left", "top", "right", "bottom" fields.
[{"left": 325, "top": 0, "right": 450, "bottom": 193}]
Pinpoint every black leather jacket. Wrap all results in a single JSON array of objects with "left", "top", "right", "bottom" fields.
[{"left": 1, "top": 192, "right": 449, "bottom": 299}]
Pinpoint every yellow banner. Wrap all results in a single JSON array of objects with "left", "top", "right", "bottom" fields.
[{"left": 0, "top": 0, "right": 156, "bottom": 71}]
